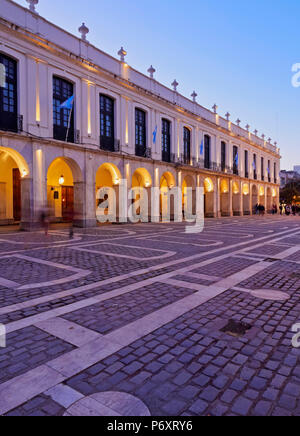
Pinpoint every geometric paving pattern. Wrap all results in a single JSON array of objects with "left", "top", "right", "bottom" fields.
[{"left": 0, "top": 215, "right": 299, "bottom": 416}]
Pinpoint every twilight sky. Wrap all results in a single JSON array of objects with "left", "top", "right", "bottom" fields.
[{"left": 14, "top": 0, "right": 300, "bottom": 170}]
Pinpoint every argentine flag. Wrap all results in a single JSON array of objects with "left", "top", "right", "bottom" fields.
[
  {"left": 153, "top": 125, "right": 158, "bottom": 144},
  {"left": 59, "top": 95, "right": 74, "bottom": 110},
  {"left": 200, "top": 140, "right": 204, "bottom": 156},
  {"left": 234, "top": 151, "right": 239, "bottom": 166},
  {"left": 252, "top": 160, "right": 256, "bottom": 170}
]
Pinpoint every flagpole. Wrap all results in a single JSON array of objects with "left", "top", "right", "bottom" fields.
[{"left": 65, "top": 104, "right": 73, "bottom": 142}]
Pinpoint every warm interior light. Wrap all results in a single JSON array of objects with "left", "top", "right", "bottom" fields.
[
  {"left": 22, "top": 169, "right": 27, "bottom": 178},
  {"left": 59, "top": 175, "right": 65, "bottom": 185}
]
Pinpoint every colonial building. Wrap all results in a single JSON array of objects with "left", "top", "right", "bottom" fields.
[{"left": 0, "top": 0, "right": 280, "bottom": 229}]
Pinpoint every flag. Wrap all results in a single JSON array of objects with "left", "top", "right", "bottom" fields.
[
  {"left": 267, "top": 166, "right": 270, "bottom": 175},
  {"left": 59, "top": 95, "right": 74, "bottom": 110},
  {"left": 252, "top": 160, "right": 256, "bottom": 170},
  {"left": 153, "top": 125, "right": 157, "bottom": 144},
  {"left": 234, "top": 151, "right": 239, "bottom": 166},
  {"left": 200, "top": 140, "right": 204, "bottom": 156}
]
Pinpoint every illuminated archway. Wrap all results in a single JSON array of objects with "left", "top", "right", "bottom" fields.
[
  {"left": 47, "top": 157, "right": 84, "bottom": 225},
  {"left": 204, "top": 177, "right": 214, "bottom": 217},
  {"left": 220, "top": 179, "right": 230, "bottom": 217},
  {"left": 132, "top": 168, "right": 152, "bottom": 220},
  {"left": 160, "top": 172, "right": 176, "bottom": 220},
  {"left": 0, "top": 147, "right": 29, "bottom": 225},
  {"left": 259, "top": 186, "right": 265, "bottom": 208},
  {"left": 232, "top": 181, "right": 241, "bottom": 216},
  {"left": 252, "top": 185, "right": 258, "bottom": 214},
  {"left": 243, "top": 183, "right": 250, "bottom": 215},
  {"left": 95, "top": 163, "right": 122, "bottom": 224},
  {"left": 182, "top": 175, "right": 196, "bottom": 219}
]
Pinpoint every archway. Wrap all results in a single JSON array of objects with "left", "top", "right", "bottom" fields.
[
  {"left": 182, "top": 175, "right": 196, "bottom": 219},
  {"left": 95, "top": 163, "right": 122, "bottom": 223},
  {"left": 47, "top": 157, "right": 83, "bottom": 225},
  {"left": 160, "top": 171, "right": 176, "bottom": 221},
  {"left": 251, "top": 185, "right": 258, "bottom": 214},
  {"left": 220, "top": 179, "right": 230, "bottom": 216},
  {"left": 132, "top": 168, "right": 152, "bottom": 221},
  {"left": 204, "top": 177, "right": 214, "bottom": 217},
  {"left": 232, "top": 181, "right": 241, "bottom": 216},
  {"left": 259, "top": 186, "right": 265, "bottom": 209},
  {"left": 267, "top": 187, "right": 272, "bottom": 213},
  {"left": 242, "top": 183, "right": 250, "bottom": 215},
  {"left": 0, "top": 147, "right": 29, "bottom": 226}
]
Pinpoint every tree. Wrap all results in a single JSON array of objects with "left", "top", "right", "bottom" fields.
[{"left": 280, "top": 181, "right": 300, "bottom": 204}]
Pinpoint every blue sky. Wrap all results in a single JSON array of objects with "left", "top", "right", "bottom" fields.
[{"left": 15, "top": 0, "right": 300, "bottom": 169}]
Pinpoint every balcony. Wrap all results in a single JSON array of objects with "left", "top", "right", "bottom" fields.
[
  {"left": 261, "top": 175, "right": 265, "bottom": 181},
  {"left": 0, "top": 114, "right": 23, "bottom": 134},
  {"left": 162, "top": 150, "right": 171, "bottom": 163},
  {"left": 100, "top": 138, "right": 120, "bottom": 153},
  {"left": 135, "top": 145, "right": 151, "bottom": 159},
  {"left": 245, "top": 171, "right": 249, "bottom": 179}
]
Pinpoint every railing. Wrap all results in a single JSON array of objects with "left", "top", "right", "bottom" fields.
[{"left": 100, "top": 138, "right": 120, "bottom": 152}]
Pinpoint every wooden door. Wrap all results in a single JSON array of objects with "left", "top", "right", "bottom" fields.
[
  {"left": 13, "top": 168, "right": 21, "bottom": 221},
  {"left": 61, "top": 186, "right": 74, "bottom": 221}
]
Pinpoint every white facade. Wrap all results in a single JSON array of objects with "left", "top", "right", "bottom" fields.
[{"left": 0, "top": 0, "right": 281, "bottom": 229}]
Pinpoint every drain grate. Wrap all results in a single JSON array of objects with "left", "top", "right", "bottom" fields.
[{"left": 221, "top": 319, "right": 252, "bottom": 337}]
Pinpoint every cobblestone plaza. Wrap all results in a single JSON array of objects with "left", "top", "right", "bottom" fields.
[{"left": 0, "top": 215, "right": 299, "bottom": 416}]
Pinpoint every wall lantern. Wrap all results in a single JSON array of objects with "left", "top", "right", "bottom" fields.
[{"left": 59, "top": 175, "right": 65, "bottom": 185}]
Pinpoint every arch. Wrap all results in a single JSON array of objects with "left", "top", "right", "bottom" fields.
[
  {"left": 132, "top": 168, "right": 152, "bottom": 188},
  {"left": 232, "top": 181, "right": 240, "bottom": 194},
  {"left": 232, "top": 181, "right": 241, "bottom": 216},
  {"left": 251, "top": 184, "right": 258, "bottom": 214},
  {"left": 132, "top": 168, "right": 152, "bottom": 221},
  {"left": 0, "top": 147, "right": 30, "bottom": 225},
  {"left": 204, "top": 177, "right": 214, "bottom": 217},
  {"left": 0, "top": 146, "right": 29, "bottom": 178},
  {"left": 204, "top": 177, "right": 214, "bottom": 193},
  {"left": 243, "top": 183, "right": 250, "bottom": 215},
  {"left": 96, "top": 163, "right": 122, "bottom": 188},
  {"left": 182, "top": 175, "right": 196, "bottom": 218},
  {"left": 47, "top": 157, "right": 84, "bottom": 224},
  {"left": 220, "top": 179, "right": 230, "bottom": 216},
  {"left": 160, "top": 171, "right": 176, "bottom": 221}
]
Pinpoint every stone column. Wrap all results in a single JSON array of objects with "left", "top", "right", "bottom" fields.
[
  {"left": 20, "top": 177, "right": 34, "bottom": 231},
  {"left": 73, "top": 181, "right": 85, "bottom": 227},
  {"left": 229, "top": 179, "right": 233, "bottom": 217}
]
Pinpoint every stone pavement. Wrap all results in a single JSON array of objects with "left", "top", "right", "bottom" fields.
[{"left": 0, "top": 216, "right": 299, "bottom": 416}]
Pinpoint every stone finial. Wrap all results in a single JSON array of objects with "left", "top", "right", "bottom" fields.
[
  {"left": 172, "top": 80, "right": 179, "bottom": 92},
  {"left": 262, "top": 134, "right": 265, "bottom": 140},
  {"left": 225, "top": 112, "right": 230, "bottom": 121},
  {"left": 26, "top": 0, "right": 39, "bottom": 13},
  {"left": 191, "top": 91, "right": 197, "bottom": 102},
  {"left": 148, "top": 65, "right": 156, "bottom": 79},
  {"left": 212, "top": 104, "right": 218, "bottom": 114},
  {"left": 245, "top": 124, "right": 250, "bottom": 131},
  {"left": 274, "top": 141, "right": 277, "bottom": 147},
  {"left": 79, "top": 23, "right": 89, "bottom": 42},
  {"left": 118, "top": 47, "right": 127, "bottom": 63},
  {"left": 254, "top": 129, "right": 258, "bottom": 136},
  {"left": 236, "top": 119, "right": 241, "bottom": 126},
  {"left": 268, "top": 137, "right": 272, "bottom": 143}
]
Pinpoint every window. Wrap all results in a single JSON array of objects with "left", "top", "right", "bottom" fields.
[
  {"left": 204, "top": 135, "right": 211, "bottom": 169},
  {"left": 261, "top": 157, "right": 264, "bottom": 181},
  {"left": 253, "top": 154, "right": 257, "bottom": 180},
  {"left": 221, "top": 141, "right": 226, "bottom": 171},
  {"left": 53, "top": 77, "right": 74, "bottom": 142},
  {"left": 0, "top": 53, "right": 18, "bottom": 132},
  {"left": 233, "top": 146, "right": 239, "bottom": 175},
  {"left": 245, "top": 150, "right": 249, "bottom": 178},
  {"left": 274, "top": 163, "right": 277, "bottom": 183},
  {"left": 162, "top": 119, "right": 171, "bottom": 162},
  {"left": 135, "top": 108, "right": 146, "bottom": 157},
  {"left": 268, "top": 160, "right": 271, "bottom": 182},
  {"left": 183, "top": 127, "right": 191, "bottom": 164},
  {"left": 100, "top": 94, "right": 114, "bottom": 151}
]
